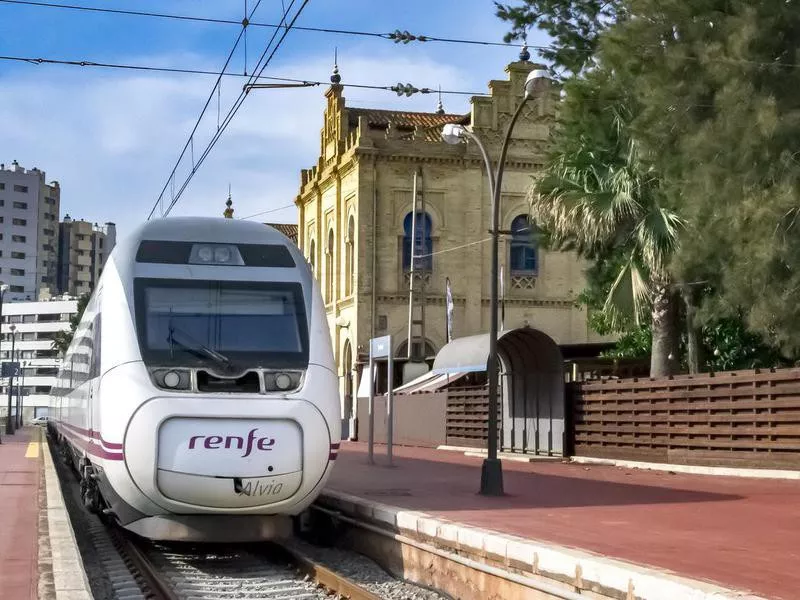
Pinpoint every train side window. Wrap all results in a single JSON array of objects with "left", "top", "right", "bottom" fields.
[{"left": 90, "top": 314, "right": 101, "bottom": 379}]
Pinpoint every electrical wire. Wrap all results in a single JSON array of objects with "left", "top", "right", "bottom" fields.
[
  {"left": 146, "top": 0, "right": 265, "bottom": 220},
  {"left": 238, "top": 203, "right": 297, "bottom": 220},
  {"left": 0, "top": 54, "right": 485, "bottom": 96},
  {"left": 155, "top": 0, "right": 313, "bottom": 219},
  {"left": 414, "top": 237, "right": 491, "bottom": 259},
  {"left": 0, "top": 0, "right": 526, "bottom": 48}
]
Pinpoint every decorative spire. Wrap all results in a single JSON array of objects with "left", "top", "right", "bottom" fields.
[
  {"left": 519, "top": 36, "right": 531, "bottom": 62},
  {"left": 330, "top": 47, "right": 341, "bottom": 84},
  {"left": 223, "top": 184, "right": 234, "bottom": 218},
  {"left": 435, "top": 85, "right": 444, "bottom": 114}
]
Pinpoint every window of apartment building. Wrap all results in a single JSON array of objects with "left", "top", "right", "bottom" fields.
[
  {"left": 42, "top": 244, "right": 54, "bottom": 252},
  {"left": 7, "top": 315, "right": 22, "bottom": 324},
  {"left": 20, "top": 332, "right": 35, "bottom": 341},
  {"left": 99, "top": 238, "right": 104, "bottom": 249},
  {"left": 0, "top": 217, "right": 4, "bottom": 224},
  {"left": 40, "top": 275, "right": 50, "bottom": 283},
  {"left": 22, "top": 314, "right": 35, "bottom": 323},
  {"left": 38, "top": 314, "right": 60, "bottom": 322},
  {"left": 12, "top": 201, "right": 27, "bottom": 209},
  {"left": 45, "top": 197, "right": 56, "bottom": 205},
  {"left": 12, "top": 218, "right": 26, "bottom": 226},
  {"left": 11, "top": 252, "right": 25, "bottom": 259},
  {"left": 9, "top": 285, "right": 23, "bottom": 293},
  {"left": 46, "top": 213, "right": 55, "bottom": 221},
  {"left": 0, "top": 182, "right": 4, "bottom": 190},
  {"left": 13, "top": 184, "right": 28, "bottom": 193},
  {"left": 11, "top": 235, "right": 25, "bottom": 243},
  {"left": 0, "top": 200, "right": 4, "bottom": 207},
  {"left": 10, "top": 268, "right": 25, "bottom": 276},
  {"left": 38, "top": 349, "right": 57, "bottom": 358},
  {"left": 43, "top": 228, "right": 54, "bottom": 236}
]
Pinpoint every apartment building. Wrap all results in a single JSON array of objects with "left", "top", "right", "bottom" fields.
[
  {"left": 56, "top": 215, "right": 116, "bottom": 297},
  {"left": 0, "top": 297, "right": 77, "bottom": 420},
  {"left": 0, "top": 161, "right": 60, "bottom": 301}
]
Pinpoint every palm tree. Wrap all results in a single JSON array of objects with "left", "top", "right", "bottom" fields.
[{"left": 531, "top": 108, "right": 683, "bottom": 376}]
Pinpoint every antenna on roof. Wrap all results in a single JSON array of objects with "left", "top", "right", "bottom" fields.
[
  {"left": 519, "top": 34, "right": 531, "bottom": 62},
  {"left": 436, "top": 85, "right": 444, "bottom": 114},
  {"left": 331, "top": 47, "right": 342, "bottom": 85},
  {"left": 223, "top": 184, "right": 234, "bottom": 218}
]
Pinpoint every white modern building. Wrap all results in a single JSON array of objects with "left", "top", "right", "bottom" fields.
[
  {"left": 0, "top": 297, "right": 77, "bottom": 419},
  {"left": 0, "top": 160, "right": 61, "bottom": 301}
]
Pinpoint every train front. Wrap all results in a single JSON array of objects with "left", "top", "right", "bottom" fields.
[{"left": 109, "top": 223, "right": 340, "bottom": 542}]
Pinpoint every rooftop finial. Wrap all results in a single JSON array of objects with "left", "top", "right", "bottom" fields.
[
  {"left": 435, "top": 85, "right": 444, "bottom": 114},
  {"left": 330, "top": 47, "right": 342, "bottom": 84},
  {"left": 519, "top": 35, "right": 531, "bottom": 62},
  {"left": 223, "top": 184, "right": 234, "bottom": 218}
]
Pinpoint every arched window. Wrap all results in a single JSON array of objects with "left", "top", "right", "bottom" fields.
[
  {"left": 396, "top": 338, "right": 437, "bottom": 360},
  {"left": 509, "top": 214, "right": 538, "bottom": 274},
  {"left": 325, "top": 229, "right": 335, "bottom": 302},
  {"left": 308, "top": 239, "right": 316, "bottom": 273},
  {"left": 345, "top": 215, "right": 355, "bottom": 296},
  {"left": 342, "top": 340, "right": 353, "bottom": 419},
  {"left": 402, "top": 211, "right": 433, "bottom": 272}
]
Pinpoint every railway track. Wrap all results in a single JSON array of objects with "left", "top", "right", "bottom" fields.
[{"left": 108, "top": 526, "right": 383, "bottom": 600}]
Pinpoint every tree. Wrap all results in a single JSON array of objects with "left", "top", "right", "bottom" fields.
[
  {"left": 494, "top": 0, "right": 622, "bottom": 77},
  {"left": 599, "top": 0, "right": 800, "bottom": 356},
  {"left": 51, "top": 293, "right": 91, "bottom": 356},
  {"left": 531, "top": 71, "right": 684, "bottom": 376}
]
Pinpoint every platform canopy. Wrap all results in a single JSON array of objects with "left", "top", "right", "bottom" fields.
[{"left": 431, "top": 327, "right": 563, "bottom": 375}]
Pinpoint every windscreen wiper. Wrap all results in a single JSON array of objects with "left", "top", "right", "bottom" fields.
[{"left": 167, "top": 322, "right": 233, "bottom": 371}]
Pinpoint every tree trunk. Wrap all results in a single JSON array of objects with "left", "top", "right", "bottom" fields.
[
  {"left": 650, "top": 279, "right": 677, "bottom": 378},
  {"left": 682, "top": 286, "right": 703, "bottom": 374}
]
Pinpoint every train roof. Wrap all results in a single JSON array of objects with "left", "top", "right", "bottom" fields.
[{"left": 114, "top": 217, "right": 297, "bottom": 257}]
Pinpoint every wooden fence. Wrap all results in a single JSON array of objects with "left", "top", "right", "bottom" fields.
[
  {"left": 569, "top": 367, "right": 800, "bottom": 469},
  {"left": 445, "top": 386, "right": 498, "bottom": 448}
]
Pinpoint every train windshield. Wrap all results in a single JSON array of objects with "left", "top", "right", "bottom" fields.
[{"left": 134, "top": 278, "right": 309, "bottom": 369}]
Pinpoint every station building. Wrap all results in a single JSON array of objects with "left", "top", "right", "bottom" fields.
[{"left": 293, "top": 59, "right": 613, "bottom": 424}]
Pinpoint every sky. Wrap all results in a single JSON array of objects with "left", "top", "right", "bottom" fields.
[{"left": 0, "top": 0, "right": 550, "bottom": 238}]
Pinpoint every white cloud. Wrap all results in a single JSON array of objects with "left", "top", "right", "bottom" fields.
[{"left": 0, "top": 43, "right": 508, "bottom": 237}]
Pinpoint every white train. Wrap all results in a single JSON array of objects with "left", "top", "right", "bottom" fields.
[{"left": 49, "top": 217, "right": 341, "bottom": 542}]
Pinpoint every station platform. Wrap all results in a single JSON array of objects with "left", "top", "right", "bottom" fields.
[
  {"left": 0, "top": 426, "right": 91, "bottom": 600},
  {"left": 0, "top": 426, "right": 42, "bottom": 600},
  {"left": 323, "top": 441, "right": 797, "bottom": 600}
]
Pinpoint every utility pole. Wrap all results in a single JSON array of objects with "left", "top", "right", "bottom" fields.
[{"left": 5, "top": 325, "right": 16, "bottom": 435}]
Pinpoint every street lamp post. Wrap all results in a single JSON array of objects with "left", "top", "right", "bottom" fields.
[
  {"left": 17, "top": 360, "right": 27, "bottom": 428},
  {"left": 442, "top": 69, "right": 551, "bottom": 496},
  {"left": 0, "top": 283, "right": 7, "bottom": 443},
  {"left": 5, "top": 324, "right": 16, "bottom": 435}
]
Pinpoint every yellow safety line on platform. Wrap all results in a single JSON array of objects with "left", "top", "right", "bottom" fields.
[{"left": 25, "top": 442, "right": 40, "bottom": 459}]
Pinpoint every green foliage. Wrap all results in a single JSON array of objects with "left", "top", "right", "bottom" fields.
[
  {"left": 599, "top": 325, "right": 652, "bottom": 359},
  {"left": 494, "top": 0, "right": 622, "bottom": 76},
  {"left": 499, "top": 0, "right": 800, "bottom": 370},
  {"left": 51, "top": 293, "right": 91, "bottom": 357}
]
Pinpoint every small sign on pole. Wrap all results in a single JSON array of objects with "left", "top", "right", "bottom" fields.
[
  {"left": 1, "top": 362, "right": 20, "bottom": 378},
  {"left": 367, "top": 335, "right": 394, "bottom": 465}
]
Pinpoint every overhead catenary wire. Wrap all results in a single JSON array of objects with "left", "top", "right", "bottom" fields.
[
  {"left": 155, "top": 0, "right": 313, "bottom": 220},
  {"left": 0, "top": 0, "right": 527, "bottom": 48},
  {"left": 0, "top": 54, "right": 485, "bottom": 96},
  {"left": 146, "top": 0, "right": 265, "bottom": 220}
]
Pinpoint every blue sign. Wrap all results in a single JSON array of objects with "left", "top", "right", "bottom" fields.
[
  {"left": 369, "top": 336, "right": 391, "bottom": 359},
  {"left": 1, "top": 361, "right": 20, "bottom": 378}
]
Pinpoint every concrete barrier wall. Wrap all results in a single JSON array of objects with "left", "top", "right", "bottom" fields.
[{"left": 355, "top": 392, "right": 446, "bottom": 448}]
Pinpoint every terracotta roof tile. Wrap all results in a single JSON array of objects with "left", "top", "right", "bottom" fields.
[
  {"left": 265, "top": 222, "right": 298, "bottom": 243},
  {"left": 347, "top": 108, "right": 469, "bottom": 141}
]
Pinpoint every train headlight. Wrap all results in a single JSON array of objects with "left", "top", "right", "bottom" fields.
[
  {"left": 163, "top": 371, "right": 181, "bottom": 388},
  {"left": 149, "top": 368, "right": 191, "bottom": 391},
  {"left": 189, "top": 243, "right": 244, "bottom": 266},
  {"left": 275, "top": 373, "right": 292, "bottom": 390},
  {"left": 263, "top": 370, "right": 302, "bottom": 392}
]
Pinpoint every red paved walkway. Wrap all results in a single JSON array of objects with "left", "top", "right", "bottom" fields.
[
  {"left": 328, "top": 442, "right": 800, "bottom": 600},
  {"left": 0, "top": 427, "right": 41, "bottom": 600}
]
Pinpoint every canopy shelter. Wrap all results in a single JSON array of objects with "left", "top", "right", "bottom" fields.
[{"left": 432, "top": 327, "right": 565, "bottom": 456}]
